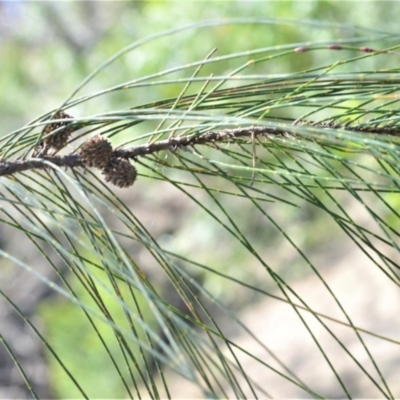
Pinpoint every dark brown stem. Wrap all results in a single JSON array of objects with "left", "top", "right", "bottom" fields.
[
  {"left": 0, "top": 124, "right": 399, "bottom": 178},
  {"left": 113, "top": 126, "right": 285, "bottom": 158},
  {"left": 0, "top": 155, "right": 83, "bottom": 177},
  {"left": 0, "top": 126, "right": 285, "bottom": 178}
]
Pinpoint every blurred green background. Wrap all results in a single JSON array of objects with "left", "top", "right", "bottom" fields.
[
  {"left": 1, "top": 1, "right": 400, "bottom": 398},
  {"left": 3, "top": 0, "right": 398, "bottom": 133}
]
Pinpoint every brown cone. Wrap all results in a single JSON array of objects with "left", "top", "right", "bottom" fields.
[
  {"left": 102, "top": 158, "right": 137, "bottom": 188},
  {"left": 80, "top": 135, "right": 113, "bottom": 169},
  {"left": 42, "top": 111, "right": 74, "bottom": 151}
]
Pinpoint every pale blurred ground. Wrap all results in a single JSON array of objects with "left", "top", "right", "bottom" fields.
[{"left": 141, "top": 240, "right": 400, "bottom": 398}]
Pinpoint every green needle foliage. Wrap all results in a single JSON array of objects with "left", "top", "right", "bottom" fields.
[{"left": 1, "top": 18, "right": 400, "bottom": 399}]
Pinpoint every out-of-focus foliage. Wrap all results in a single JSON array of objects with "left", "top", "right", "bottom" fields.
[{"left": 2, "top": 1, "right": 399, "bottom": 130}]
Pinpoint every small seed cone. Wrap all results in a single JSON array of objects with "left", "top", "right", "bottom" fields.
[
  {"left": 43, "top": 111, "right": 74, "bottom": 151},
  {"left": 80, "top": 135, "right": 113, "bottom": 169},
  {"left": 102, "top": 157, "right": 137, "bottom": 188}
]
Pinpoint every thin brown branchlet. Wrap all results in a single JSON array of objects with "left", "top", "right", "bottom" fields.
[
  {"left": 0, "top": 126, "right": 283, "bottom": 180},
  {"left": 0, "top": 123, "right": 399, "bottom": 186}
]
